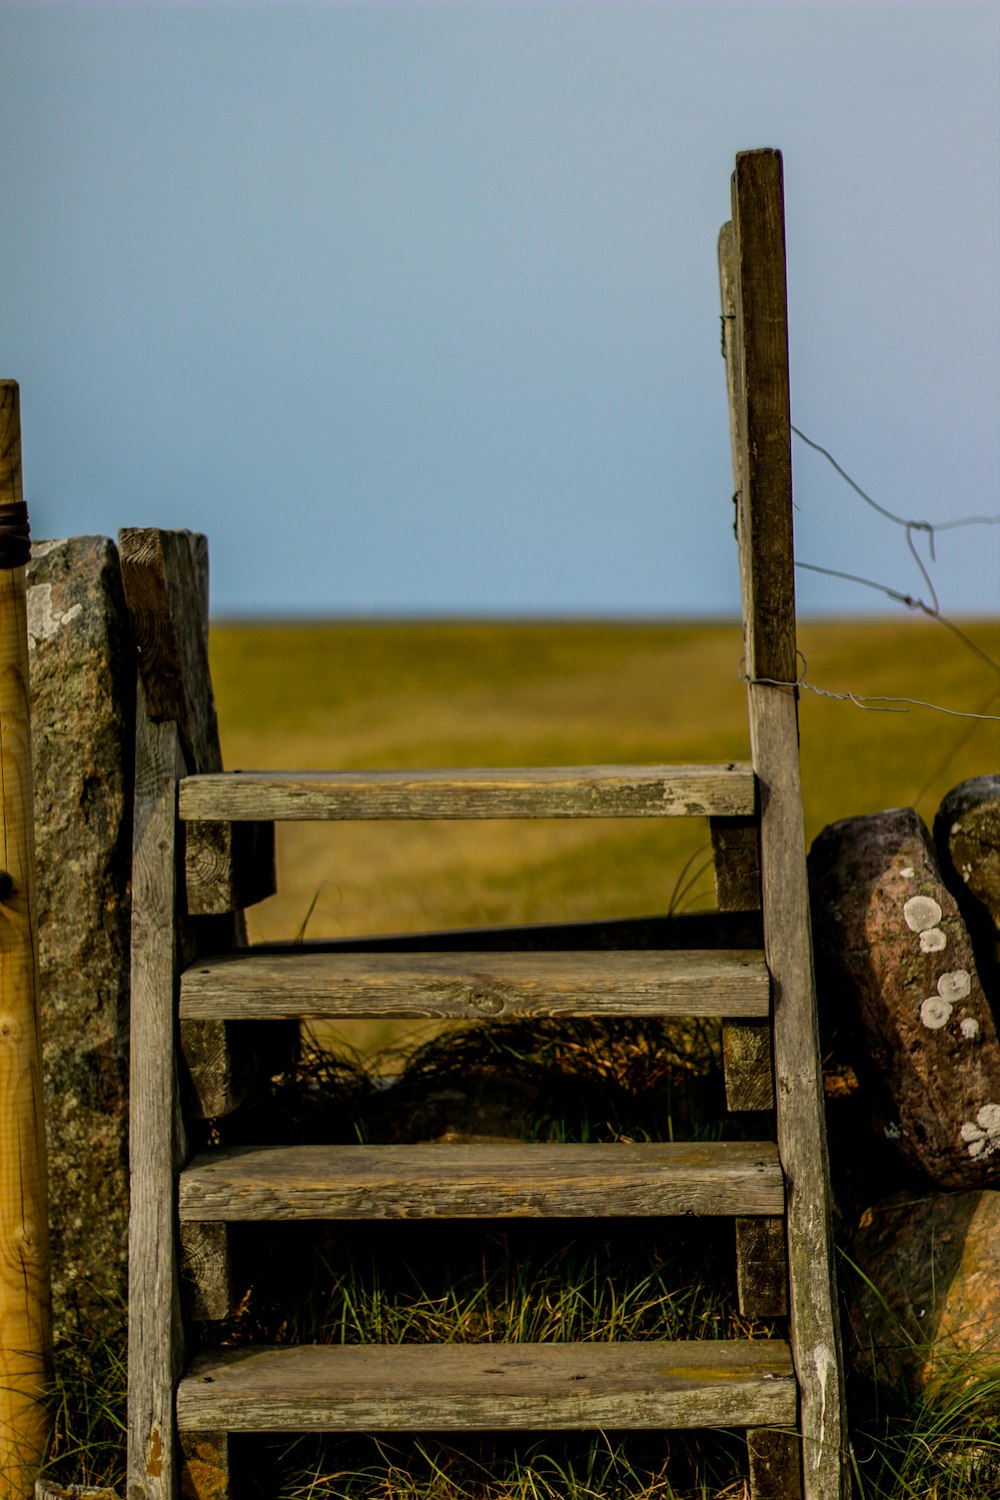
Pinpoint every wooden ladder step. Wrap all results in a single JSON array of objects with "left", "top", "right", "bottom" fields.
[
  {"left": 178, "top": 763, "right": 756, "bottom": 822},
  {"left": 179, "top": 1141, "right": 783, "bottom": 1220},
  {"left": 179, "top": 948, "right": 769, "bottom": 1021},
  {"left": 177, "top": 1340, "right": 797, "bottom": 1432}
]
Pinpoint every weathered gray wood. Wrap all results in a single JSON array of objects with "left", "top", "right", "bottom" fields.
[
  {"left": 127, "top": 695, "right": 185, "bottom": 1500},
  {"left": 726, "top": 148, "right": 848, "bottom": 1500},
  {"left": 179, "top": 1222, "right": 233, "bottom": 1322},
  {"left": 736, "top": 1218, "right": 788, "bottom": 1319},
  {"left": 178, "top": 764, "right": 756, "bottom": 822},
  {"left": 177, "top": 1340, "right": 797, "bottom": 1433},
  {"left": 179, "top": 1141, "right": 784, "bottom": 1221},
  {"left": 179, "top": 1430, "right": 228, "bottom": 1500},
  {"left": 179, "top": 948, "right": 770, "bottom": 1021},
  {"left": 119, "top": 527, "right": 276, "bottom": 1125},
  {"left": 723, "top": 1021, "right": 774, "bottom": 1112},
  {"left": 118, "top": 529, "right": 221, "bottom": 775},
  {"left": 184, "top": 819, "right": 276, "bottom": 916},
  {"left": 748, "top": 1428, "right": 803, "bottom": 1500}
]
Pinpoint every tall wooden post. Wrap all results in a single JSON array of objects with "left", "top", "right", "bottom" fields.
[{"left": 0, "top": 382, "right": 52, "bottom": 1496}]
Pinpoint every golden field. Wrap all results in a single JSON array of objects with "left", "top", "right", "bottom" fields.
[{"left": 210, "top": 614, "right": 999, "bottom": 966}]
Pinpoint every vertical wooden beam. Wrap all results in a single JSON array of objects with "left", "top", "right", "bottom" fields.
[
  {"left": 0, "top": 382, "right": 51, "bottom": 1499},
  {"left": 722, "top": 150, "right": 849, "bottom": 1500},
  {"left": 128, "top": 690, "right": 185, "bottom": 1500},
  {"left": 711, "top": 815, "right": 786, "bottom": 1324}
]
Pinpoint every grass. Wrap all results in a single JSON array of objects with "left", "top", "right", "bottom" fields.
[
  {"left": 211, "top": 616, "right": 1000, "bottom": 953},
  {"left": 211, "top": 614, "right": 1000, "bottom": 1056},
  {"left": 44, "top": 616, "right": 1000, "bottom": 1495}
]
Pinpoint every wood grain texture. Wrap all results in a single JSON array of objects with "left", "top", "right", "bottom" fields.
[
  {"left": 179, "top": 1141, "right": 784, "bottom": 1221},
  {"left": 179, "top": 1222, "right": 233, "bottom": 1323},
  {"left": 179, "top": 948, "right": 770, "bottom": 1021},
  {"left": 184, "top": 820, "right": 276, "bottom": 916},
  {"left": 722, "top": 1021, "right": 774, "bottom": 1113},
  {"left": 736, "top": 1217, "right": 788, "bottom": 1319},
  {"left": 0, "top": 395, "right": 51, "bottom": 1498},
  {"left": 177, "top": 1341, "right": 797, "bottom": 1433},
  {"left": 127, "top": 695, "right": 185, "bottom": 1500},
  {"left": 731, "top": 153, "right": 796, "bottom": 690},
  {"left": 178, "top": 764, "right": 755, "bottom": 823},
  {"left": 0, "top": 383, "right": 23, "bottom": 505},
  {"left": 726, "top": 148, "right": 848, "bottom": 1499},
  {"left": 118, "top": 529, "right": 221, "bottom": 776},
  {"left": 119, "top": 527, "right": 268, "bottom": 1124}
]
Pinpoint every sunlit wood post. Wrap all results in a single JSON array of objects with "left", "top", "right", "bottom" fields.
[{"left": 0, "top": 381, "right": 52, "bottom": 1497}]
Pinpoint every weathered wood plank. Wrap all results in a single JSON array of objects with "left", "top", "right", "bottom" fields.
[
  {"left": 179, "top": 1222, "right": 233, "bottom": 1323},
  {"left": 735, "top": 1218, "right": 788, "bottom": 1319},
  {"left": 118, "top": 529, "right": 221, "bottom": 776},
  {"left": 120, "top": 527, "right": 279, "bottom": 1124},
  {"left": 179, "top": 1141, "right": 784, "bottom": 1221},
  {"left": 726, "top": 147, "right": 848, "bottom": 1500},
  {"left": 179, "top": 948, "right": 770, "bottom": 1021},
  {"left": 178, "top": 764, "right": 756, "bottom": 822},
  {"left": 184, "top": 819, "right": 276, "bottom": 916},
  {"left": 723, "top": 1021, "right": 774, "bottom": 1112},
  {"left": 127, "top": 696, "right": 185, "bottom": 1500},
  {"left": 177, "top": 1341, "right": 797, "bottom": 1433}
]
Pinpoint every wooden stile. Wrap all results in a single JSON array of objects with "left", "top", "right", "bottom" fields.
[
  {"left": 0, "top": 382, "right": 51, "bottom": 1500},
  {"left": 125, "top": 149, "right": 846, "bottom": 1500}
]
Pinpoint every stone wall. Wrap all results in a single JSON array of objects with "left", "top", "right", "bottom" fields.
[{"left": 27, "top": 537, "right": 133, "bottom": 1341}]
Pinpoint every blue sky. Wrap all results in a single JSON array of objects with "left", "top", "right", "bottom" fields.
[{"left": 2, "top": 2, "right": 998, "bottom": 617}]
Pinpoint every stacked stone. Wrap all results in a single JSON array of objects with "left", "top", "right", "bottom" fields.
[{"left": 809, "top": 780, "right": 1000, "bottom": 1393}]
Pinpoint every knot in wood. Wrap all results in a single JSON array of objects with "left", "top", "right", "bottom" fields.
[{"left": 466, "top": 987, "right": 506, "bottom": 1017}]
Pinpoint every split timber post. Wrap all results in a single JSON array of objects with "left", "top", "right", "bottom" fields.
[
  {"left": 719, "top": 151, "right": 849, "bottom": 1498},
  {"left": 0, "top": 383, "right": 52, "bottom": 1496}
]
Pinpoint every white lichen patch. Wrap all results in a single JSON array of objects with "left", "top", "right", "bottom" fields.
[
  {"left": 920, "top": 928, "right": 947, "bottom": 953},
  {"left": 921, "top": 996, "right": 953, "bottom": 1030},
  {"left": 937, "top": 970, "right": 971, "bottom": 1004},
  {"left": 900, "top": 867, "right": 915, "bottom": 879},
  {"left": 960, "top": 1017, "right": 980, "bottom": 1040},
  {"left": 883, "top": 1121, "right": 901, "bottom": 1139},
  {"left": 960, "top": 1104, "right": 1000, "bottom": 1160},
  {"left": 26, "top": 583, "right": 82, "bottom": 645},
  {"left": 904, "top": 895, "right": 943, "bottom": 933}
]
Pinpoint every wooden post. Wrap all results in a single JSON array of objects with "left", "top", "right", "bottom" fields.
[
  {"left": 0, "top": 382, "right": 52, "bottom": 1496},
  {"left": 720, "top": 153, "right": 849, "bottom": 1500}
]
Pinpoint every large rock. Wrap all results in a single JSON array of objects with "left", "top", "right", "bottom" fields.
[
  {"left": 27, "top": 537, "right": 133, "bottom": 1340},
  {"left": 935, "top": 776, "right": 1000, "bottom": 997},
  {"left": 846, "top": 1190, "right": 1000, "bottom": 1392},
  {"left": 809, "top": 807, "right": 1000, "bottom": 1189}
]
